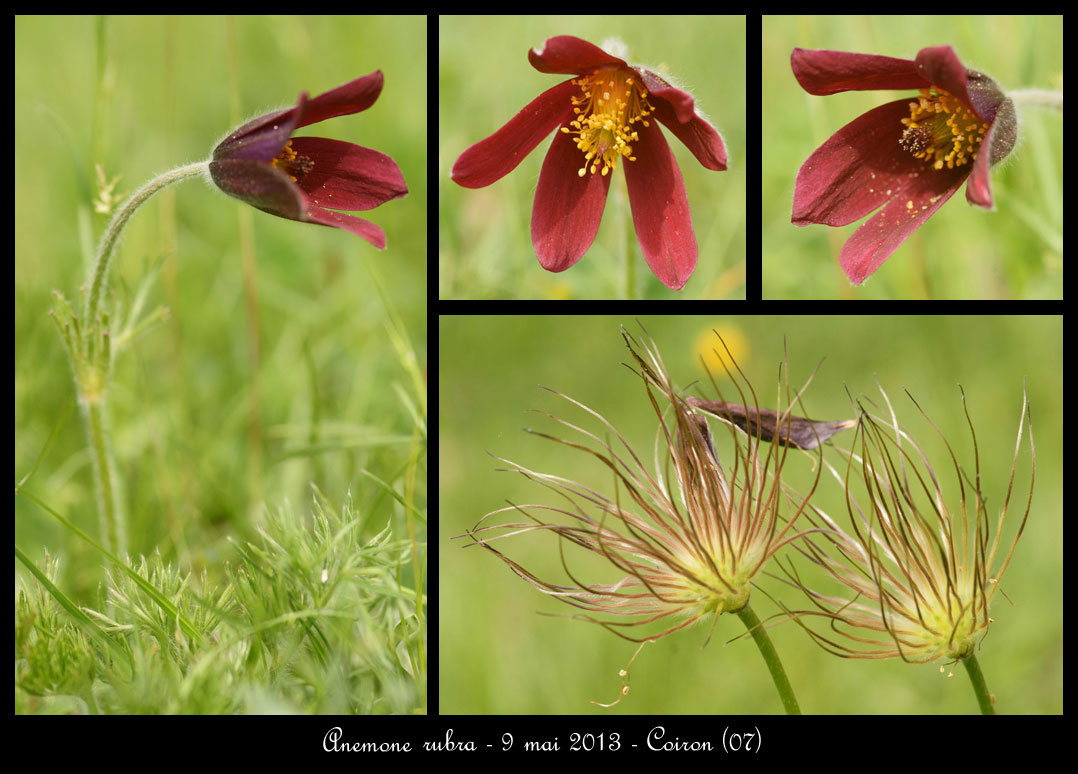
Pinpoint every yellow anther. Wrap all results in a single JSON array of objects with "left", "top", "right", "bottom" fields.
[
  {"left": 271, "top": 140, "right": 314, "bottom": 183},
  {"left": 899, "top": 88, "right": 989, "bottom": 171},
  {"left": 561, "top": 68, "right": 655, "bottom": 178}
]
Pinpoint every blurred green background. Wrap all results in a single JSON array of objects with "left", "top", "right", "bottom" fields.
[
  {"left": 762, "top": 15, "right": 1062, "bottom": 299},
  {"left": 15, "top": 16, "right": 426, "bottom": 594},
  {"left": 440, "top": 15, "right": 746, "bottom": 300},
  {"left": 440, "top": 315, "right": 1061, "bottom": 714}
]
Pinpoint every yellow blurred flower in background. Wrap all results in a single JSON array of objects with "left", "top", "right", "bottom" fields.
[{"left": 693, "top": 323, "right": 748, "bottom": 375}]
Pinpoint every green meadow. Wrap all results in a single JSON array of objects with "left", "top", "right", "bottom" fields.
[{"left": 15, "top": 15, "right": 427, "bottom": 714}]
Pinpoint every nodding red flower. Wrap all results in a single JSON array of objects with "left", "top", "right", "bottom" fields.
[
  {"left": 451, "top": 35, "right": 726, "bottom": 290},
  {"left": 209, "top": 71, "right": 407, "bottom": 249},
  {"left": 790, "top": 46, "right": 1016, "bottom": 285}
]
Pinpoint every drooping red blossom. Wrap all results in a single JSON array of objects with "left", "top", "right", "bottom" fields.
[
  {"left": 790, "top": 46, "right": 1016, "bottom": 285},
  {"left": 452, "top": 35, "right": 726, "bottom": 290},
  {"left": 210, "top": 72, "right": 407, "bottom": 249}
]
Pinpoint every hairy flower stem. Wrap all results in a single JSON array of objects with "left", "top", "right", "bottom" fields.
[
  {"left": 67, "top": 161, "right": 209, "bottom": 557},
  {"left": 84, "top": 396, "right": 125, "bottom": 557},
  {"left": 962, "top": 654, "right": 997, "bottom": 715},
  {"left": 1008, "top": 89, "right": 1063, "bottom": 112},
  {"left": 86, "top": 162, "right": 208, "bottom": 323},
  {"left": 736, "top": 604, "right": 802, "bottom": 715}
]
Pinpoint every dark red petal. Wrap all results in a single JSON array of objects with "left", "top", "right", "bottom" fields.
[
  {"left": 290, "top": 137, "right": 407, "bottom": 211},
  {"left": 623, "top": 121, "right": 696, "bottom": 290},
  {"left": 212, "top": 93, "right": 306, "bottom": 163},
  {"left": 211, "top": 145, "right": 393, "bottom": 247},
  {"left": 658, "top": 111, "right": 727, "bottom": 172},
  {"left": 527, "top": 35, "right": 626, "bottom": 75},
  {"left": 209, "top": 158, "right": 307, "bottom": 220},
  {"left": 636, "top": 69, "right": 695, "bottom": 123},
  {"left": 965, "top": 98, "right": 1014, "bottom": 209},
  {"left": 791, "top": 47, "right": 926, "bottom": 95},
  {"left": 305, "top": 206, "right": 387, "bottom": 249},
  {"left": 964, "top": 70, "right": 1013, "bottom": 129},
  {"left": 451, "top": 79, "right": 579, "bottom": 189},
  {"left": 637, "top": 69, "right": 726, "bottom": 171},
  {"left": 966, "top": 94, "right": 1016, "bottom": 208},
  {"left": 793, "top": 99, "right": 926, "bottom": 227},
  {"left": 839, "top": 169, "right": 967, "bottom": 284},
  {"left": 297, "top": 71, "right": 384, "bottom": 129},
  {"left": 530, "top": 129, "right": 611, "bottom": 272},
  {"left": 983, "top": 93, "right": 1018, "bottom": 167},
  {"left": 912, "top": 46, "right": 986, "bottom": 116},
  {"left": 965, "top": 141, "right": 994, "bottom": 209},
  {"left": 651, "top": 101, "right": 727, "bottom": 172}
]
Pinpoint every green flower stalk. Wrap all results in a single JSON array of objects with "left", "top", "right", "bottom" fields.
[
  {"left": 53, "top": 163, "right": 209, "bottom": 557},
  {"left": 462, "top": 327, "right": 854, "bottom": 713},
  {"left": 784, "top": 381, "right": 1035, "bottom": 713}
]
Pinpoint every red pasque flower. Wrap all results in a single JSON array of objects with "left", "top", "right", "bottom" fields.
[
  {"left": 790, "top": 46, "right": 1016, "bottom": 285},
  {"left": 451, "top": 35, "right": 726, "bottom": 290},
  {"left": 210, "top": 71, "right": 407, "bottom": 249}
]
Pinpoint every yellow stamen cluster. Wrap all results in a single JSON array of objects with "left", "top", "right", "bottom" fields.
[
  {"left": 271, "top": 140, "right": 315, "bottom": 182},
  {"left": 560, "top": 68, "right": 655, "bottom": 178},
  {"left": 899, "top": 88, "right": 988, "bottom": 171}
]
